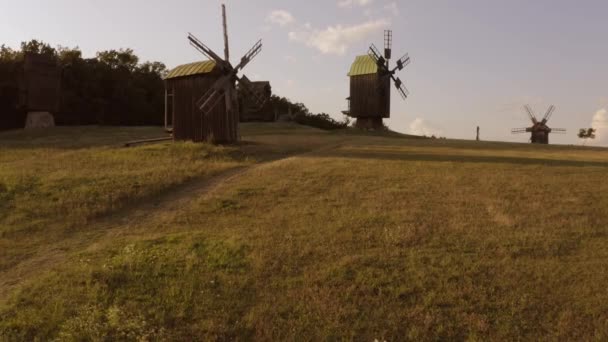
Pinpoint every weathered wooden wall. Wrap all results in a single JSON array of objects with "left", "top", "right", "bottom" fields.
[
  {"left": 166, "top": 74, "right": 238, "bottom": 144},
  {"left": 349, "top": 73, "right": 391, "bottom": 119}
]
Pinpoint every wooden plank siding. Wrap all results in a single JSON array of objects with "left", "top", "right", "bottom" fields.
[
  {"left": 166, "top": 74, "right": 238, "bottom": 144},
  {"left": 349, "top": 73, "right": 391, "bottom": 119}
]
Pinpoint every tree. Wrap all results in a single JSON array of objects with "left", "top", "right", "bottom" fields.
[
  {"left": 96, "top": 49, "right": 139, "bottom": 71},
  {"left": 20, "top": 39, "right": 56, "bottom": 57},
  {"left": 56, "top": 46, "right": 82, "bottom": 66},
  {"left": 578, "top": 128, "right": 596, "bottom": 146},
  {"left": 1, "top": 40, "right": 168, "bottom": 129},
  {"left": 0, "top": 45, "right": 20, "bottom": 61}
]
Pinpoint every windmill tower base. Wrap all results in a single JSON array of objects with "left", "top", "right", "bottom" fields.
[{"left": 355, "top": 117, "right": 386, "bottom": 130}]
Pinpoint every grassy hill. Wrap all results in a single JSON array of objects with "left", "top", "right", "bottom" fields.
[{"left": 1, "top": 123, "right": 608, "bottom": 340}]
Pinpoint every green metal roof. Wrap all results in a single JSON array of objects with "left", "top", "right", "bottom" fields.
[
  {"left": 165, "top": 60, "right": 217, "bottom": 79},
  {"left": 348, "top": 55, "right": 378, "bottom": 76}
]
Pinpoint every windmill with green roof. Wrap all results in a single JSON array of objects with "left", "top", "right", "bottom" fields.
[
  {"left": 163, "top": 4, "right": 265, "bottom": 143},
  {"left": 343, "top": 30, "right": 411, "bottom": 129}
]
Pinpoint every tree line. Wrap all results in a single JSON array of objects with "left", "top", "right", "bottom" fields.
[
  {"left": 0, "top": 39, "right": 349, "bottom": 132},
  {"left": 267, "top": 95, "right": 350, "bottom": 130},
  {"left": 0, "top": 40, "right": 167, "bottom": 130}
]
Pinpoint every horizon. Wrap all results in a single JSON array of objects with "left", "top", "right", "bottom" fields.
[{"left": 2, "top": 0, "right": 607, "bottom": 145}]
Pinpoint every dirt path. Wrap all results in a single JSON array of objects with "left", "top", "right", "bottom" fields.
[{"left": 0, "top": 139, "right": 350, "bottom": 304}]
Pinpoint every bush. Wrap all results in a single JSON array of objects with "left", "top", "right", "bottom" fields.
[{"left": 293, "top": 112, "right": 350, "bottom": 130}]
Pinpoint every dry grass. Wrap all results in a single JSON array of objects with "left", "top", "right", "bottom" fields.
[{"left": 1, "top": 124, "right": 608, "bottom": 340}]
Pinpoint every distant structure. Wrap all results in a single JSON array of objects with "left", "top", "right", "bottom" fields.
[
  {"left": 164, "top": 4, "right": 265, "bottom": 143},
  {"left": 238, "top": 81, "right": 273, "bottom": 122},
  {"left": 476, "top": 126, "right": 480, "bottom": 141},
  {"left": 512, "top": 105, "right": 566, "bottom": 144},
  {"left": 342, "top": 30, "right": 411, "bottom": 130},
  {"left": 19, "top": 53, "right": 61, "bottom": 128}
]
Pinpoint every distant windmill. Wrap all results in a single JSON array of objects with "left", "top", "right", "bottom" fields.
[
  {"left": 164, "top": 4, "right": 266, "bottom": 143},
  {"left": 511, "top": 105, "right": 566, "bottom": 144},
  {"left": 343, "top": 30, "right": 411, "bottom": 129}
]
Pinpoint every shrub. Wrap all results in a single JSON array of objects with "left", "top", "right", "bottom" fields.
[{"left": 293, "top": 112, "right": 350, "bottom": 130}]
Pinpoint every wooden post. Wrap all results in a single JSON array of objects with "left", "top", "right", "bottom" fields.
[
  {"left": 476, "top": 126, "right": 480, "bottom": 141},
  {"left": 164, "top": 87, "right": 168, "bottom": 129}
]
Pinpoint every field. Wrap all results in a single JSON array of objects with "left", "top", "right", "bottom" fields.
[{"left": 1, "top": 123, "right": 608, "bottom": 340}]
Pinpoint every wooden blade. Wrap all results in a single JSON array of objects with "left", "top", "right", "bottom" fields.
[
  {"left": 393, "top": 77, "right": 409, "bottom": 99},
  {"left": 188, "top": 33, "right": 225, "bottom": 64},
  {"left": 524, "top": 104, "right": 538, "bottom": 124},
  {"left": 550, "top": 128, "right": 567, "bottom": 134},
  {"left": 368, "top": 44, "right": 386, "bottom": 68},
  {"left": 511, "top": 128, "right": 529, "bottom": 134},
  {"left": 392, "top": 53, "right": 410, "bottom": 72},
  {"left": 384, "top": 30, "right": 392, "bottom": 60},
  {"left": 542, "top": 105, "right": 555, "bottom": 124},
  {"left": 195, "top": 74, "right": 232, "bottom": 114},
  {"left": 196, "top": 88, "right": 225, "bottom": 115},
  {"left": 233, "top": 40, "right": 262, "bottom": 72}
]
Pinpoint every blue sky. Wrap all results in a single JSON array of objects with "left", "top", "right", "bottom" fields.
[{"left": 2, "top": 0, "right": 607, "bottom": 145}]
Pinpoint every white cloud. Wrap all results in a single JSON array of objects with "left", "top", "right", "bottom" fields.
[
  {"left": 408, "top": 118, "right": 444, "bottom": 137},
  {"left": 363, "top": 1, "right": 400, "bottom": 18},
  {"left": 288, "top": 19, "right": 390, "bottom": 55},
  {"left": 338, "top": 0, "right": 374, "bottom": 8},
  {"left": 383, "top": 2, "right": 400, "bottom": 16},
  {"left": 267, "top": 10, "right": 295, "bottom": 27},
  {"left": 590, "top": 108, "right": 608, "bottom": 144}
]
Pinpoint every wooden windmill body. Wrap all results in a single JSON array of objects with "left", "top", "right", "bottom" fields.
[
  {"left": 343, "top": 30, "right": 410, "bottom": 129},
  {"left": 164, "top": 4, "right": 265, "bottom": 143},
  {"left": 512, "top": 105, "right": 566, "bottom": 144}
]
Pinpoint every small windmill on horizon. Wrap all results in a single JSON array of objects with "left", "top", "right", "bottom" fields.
[{"left": 511, "top": 104, "right": 566, "bottom": 144}]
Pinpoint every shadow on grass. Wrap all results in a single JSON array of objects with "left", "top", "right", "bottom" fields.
[{"left": 312, "top": 149, "right": 608, "bottom": 168}]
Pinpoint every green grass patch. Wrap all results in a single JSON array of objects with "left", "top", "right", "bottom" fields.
[{"left": 1, "top": 124, "right": 608, "bottom": 340}]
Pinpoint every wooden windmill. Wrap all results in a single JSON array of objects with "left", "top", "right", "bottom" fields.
[
  {"left": 164, "top": 4, "right": 266, "bottom": 143},
  {"left": 343, "top": 30, "right": 410, "bottom": 129},
  {"left": 512, "top": 105, "right": 566, "bottom": 144}
]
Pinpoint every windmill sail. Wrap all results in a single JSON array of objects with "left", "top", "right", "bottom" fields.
[
  {"left": 188, "top": 33, "right": 224, "bottom": 64},
  {"left": 511, "top": 128, "right": 529, "bottom": 134},
  {"left": 524, "top": 104, "right": 538, "bottom": 124},
  {"left": 542, "top": 105, "right": 555, "bottom": 123}
]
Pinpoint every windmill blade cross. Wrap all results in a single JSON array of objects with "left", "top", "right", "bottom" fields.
[
  {"left": 188, "top": 33, "right": 225, "bottom": 64},
  {"left": 551, "top": 128, "right": 567, "bottom": 134}
]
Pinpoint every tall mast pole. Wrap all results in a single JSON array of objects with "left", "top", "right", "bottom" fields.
[
  {"left": 222, "top": 4, "right": 229, "bottom": 63},
  {"left": 221, "top": 4, "right": 238, "bottom": 140}
]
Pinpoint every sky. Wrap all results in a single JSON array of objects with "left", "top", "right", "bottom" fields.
[{"left": 2, "top": 0, "right": 608, "bottom": 145}]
